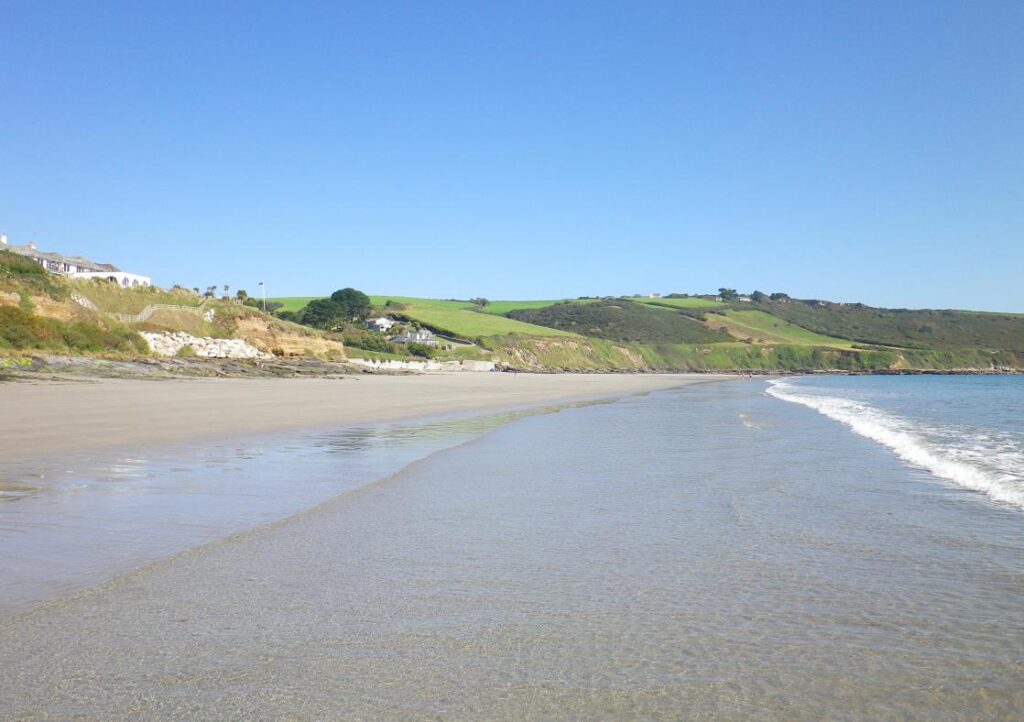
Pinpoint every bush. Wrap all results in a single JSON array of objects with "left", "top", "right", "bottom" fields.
[
  {"left": 0, "top": 251, "right": 67, "bottom": 300},
  {"left": 0, "top": 306, "right": 65, "bottom": 349},
  {"left": 0, "top": 250, "right": 49, "bottom": 278},
  {"left": 62, "top": 321, "right": 144, "bottom": 353},
  {"left": 0, "top": 306, "right": 145, "bottom": 353},
  {"left": 342, "top": 329, "right": 398, "bottom": 354},
  {"left": 406, "top": 342, "right": 435, "bottom": 358}
]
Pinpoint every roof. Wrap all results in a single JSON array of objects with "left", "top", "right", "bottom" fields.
[{"left": 5, "top": 244, "right": 119, "bottom": 273}]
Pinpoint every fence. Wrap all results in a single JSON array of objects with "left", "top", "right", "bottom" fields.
[{"left": 108, "top": 304, "right": 208, "bottom": 323}]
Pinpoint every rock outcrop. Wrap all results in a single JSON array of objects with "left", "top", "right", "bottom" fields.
[{"left": 140, "top": 331, "right": 272, "bottom": 359}]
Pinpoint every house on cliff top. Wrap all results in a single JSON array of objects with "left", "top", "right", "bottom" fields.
[{"left": 0, "top": 233, "right": 152, "bottom": 287}]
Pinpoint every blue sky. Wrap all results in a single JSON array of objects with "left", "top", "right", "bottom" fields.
[{"left": 1, "top": 1, "right": 1021, "bottom": 310}]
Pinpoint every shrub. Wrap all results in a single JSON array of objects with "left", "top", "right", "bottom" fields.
[
  {"left": 0, "top": 306, "right": 65, "bottom": 349},
  {"left": 406, "top": 342, "right": 435, "bottom": 358},
  {"left": 342, "top": 329, "right": 397, "bottom": 354}
]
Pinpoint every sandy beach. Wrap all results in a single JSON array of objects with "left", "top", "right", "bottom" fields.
[{"left": 0, "top": 373, "right": 717, "bottom": 463}]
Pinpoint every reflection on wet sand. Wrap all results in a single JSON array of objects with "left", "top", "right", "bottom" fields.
[{"left": 0, "top": 400, "right": 608, "bottom": 617}]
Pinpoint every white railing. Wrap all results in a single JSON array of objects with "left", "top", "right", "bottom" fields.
[
  {"left": 108, "top": 303, "right": 207, "bottom": 323},
  {"left": 68, "top": 292, "right": 211, "bottom": 323}
]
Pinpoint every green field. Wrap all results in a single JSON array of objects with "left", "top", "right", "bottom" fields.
[
  {"left": 367, "top": 296, "right": 577, "bottom": 338},
  {"left": 508, "top": 299, "right": 728, "bottom": 344},
  {"left": 635, "top": 297, "right": 724, "bottom": 309},
  {"left": 268, "top": 297, "right": 321, "bottom": 313},
  {"left": 478, "top": 299, "right": 568, "bottom": 315},
  {"left": 707, "top": 309, "right": 854, "bottom": 348}
]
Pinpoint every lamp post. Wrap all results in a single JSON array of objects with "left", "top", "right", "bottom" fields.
[{"left": 259, "top": 281, "right": 266, "bottom": 312}]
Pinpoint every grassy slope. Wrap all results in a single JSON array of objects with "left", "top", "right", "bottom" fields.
[
  {"left": 265, "top": 292, "right": 1024, "bottom": 372},
  {"left": 71, "top": 280, "right": 205, "bottom": 314},
  {"left": 270, "top": 297, "right": 321, "bottom": 313},
  {"left": 704, "top": 309, "right": 855, "bottom": 348},
  {"left": 368, "top": 296, "right": 578, "bottom": 338},
  {"left": 479, "top": 299, "right": 575, "bottom": 315},
  {"left": 491, "top": 334, "right": 1024, "bottom": 372},
  {"left": 508, "top": 300, "right": 728, "bottom": 344},
  {"left": 271, "top": 295, "right": 575, "bottom": 339},
  {"left": 763, "top": 301, "right": 1024, "bottom": 352},
  {"left": 635, "top": 297, "right": 724, "bottom": 309}
]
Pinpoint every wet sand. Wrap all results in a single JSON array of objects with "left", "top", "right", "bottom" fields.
[{"left": 0, "top": 373, "right": 714, "bottom": 463}]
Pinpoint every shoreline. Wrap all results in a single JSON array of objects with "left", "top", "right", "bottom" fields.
[{"left": 0, "top": 373, "right": 725, "bottom": 464}]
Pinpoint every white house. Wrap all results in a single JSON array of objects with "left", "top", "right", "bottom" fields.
[
  {"left": 391, "top": 328, "right": 438, "bottom": 347},
  {"left": 368, "top": 316, "right": 396, "bottom": 333},
  {"left": 0, "top": 235, "right": 151, "bottom": 287}
]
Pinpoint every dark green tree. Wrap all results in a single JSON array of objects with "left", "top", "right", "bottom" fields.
[
  {"left": 330, "top": 288, "right": 372, "bottom": 320},
  {"left": 303, "top": 298, "right": 345, "bottom": 329},
  {"left": 718, "top": 288, "right": 739, "bottom": 301}
]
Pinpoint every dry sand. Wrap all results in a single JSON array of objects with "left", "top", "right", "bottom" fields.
[{"left": 1, "top": 373, "right": 721, "bottom": 462}]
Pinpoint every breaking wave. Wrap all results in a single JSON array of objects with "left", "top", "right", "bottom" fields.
[{"left": 766, "top": 379, "right": 1024, "bottom": 510}]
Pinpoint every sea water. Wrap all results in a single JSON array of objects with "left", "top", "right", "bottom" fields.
[
  {"left": 0, "top": 377, "right": 1021, "bottom": 719},
  {"left": 767, "top": 375, "right": 1024, "bottom": 508},
  {"left": 0, "top": 404, "right": 580, "bottom": 617}
]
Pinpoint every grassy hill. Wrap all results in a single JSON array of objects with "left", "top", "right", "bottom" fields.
[
  {"left": 757, "top": 300, "right": 1024, "bottom": 352},
  {"left": 13, "top": 267, "right": 1015, "bottom": 373},
  {"left": 272, "top": 297, "right": 321, "bottom": 313},
  {"left": 272, "top": 295, "right": 578, "bottom": 339},
  {"left": 703, "top": 309, "right": 855, "bottom": 348},
  {"left": 264, "top": 291, "right": 1024, "bottom": 373},
  {"left": 369, "top": 297, "right": 577, "bottom": 339},
  {"left": 508, "top": 300, "right": 729, "bottom": 344},
  {"left": 635, "top": 297, "right": 724, "bottom": 309}
]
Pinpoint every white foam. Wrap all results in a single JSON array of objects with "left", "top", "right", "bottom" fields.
[{"left": 766, "top": 379, "right": 1024, "bottom": 510}]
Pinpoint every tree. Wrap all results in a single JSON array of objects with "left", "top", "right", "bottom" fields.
[
  {"left": 769, "top": 292, "right": 790, "bottom": 301},
  {"left": 302, "top": 298, "right": 345, "bottom": 329},
  {"left": 751, "top": 290, "right": 768, "bottom": 303},
  {"left": 205, "top": 285, "right": 217, "bottom": 297},
  {"left": 329, "top": 288, "right": 372, "bottom": 320},
  {"left": 236, "top": 289, "right": 248, "bottom": 301},
  {"left": 469, "top": 297, "right": 490, "bottom": 308},
  {"left": 718, "top": 288, "right": 739, "bottom": 301}
]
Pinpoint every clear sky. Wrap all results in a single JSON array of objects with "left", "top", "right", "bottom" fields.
[{"left": 1, "top": 1, "right": 1021, "bottom": 310}]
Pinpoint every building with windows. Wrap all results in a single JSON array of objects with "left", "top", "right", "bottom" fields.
[{"left": 0, "top": 234, "right": 152, "bottom": 287}]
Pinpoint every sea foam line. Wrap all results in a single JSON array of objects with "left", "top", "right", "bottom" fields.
[{"left": 765, "top": 379, "right": 1024, "bottom": 510}]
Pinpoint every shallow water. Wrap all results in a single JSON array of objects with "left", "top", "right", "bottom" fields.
[
  {"left": 1, "top": 379, "right": 1022, "bottom": 719},
  {"left": 0, "top": 403, "right": 589, "bottom": 617}
]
